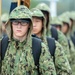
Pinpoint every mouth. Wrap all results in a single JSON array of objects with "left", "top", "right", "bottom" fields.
[{"left": 17, "top": 30, "right": 22, "bottom": 32}]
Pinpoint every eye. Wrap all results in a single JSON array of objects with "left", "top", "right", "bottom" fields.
[
  {"left": 36, "top": 20, "right": 40, "bottom": 22},
  {"left": 13, "top": 21, "right": 18, "bottom": 23}
]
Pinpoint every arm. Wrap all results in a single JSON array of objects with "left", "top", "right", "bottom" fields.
[
  {"left": 58, "top": 30, "right": 71, "bottom": 62},
  {"left": 39, "top": 42, "right": 56, "bottom": 75},
  {"left": 55, "top": 41, "right": 72, "bottom": 75}
]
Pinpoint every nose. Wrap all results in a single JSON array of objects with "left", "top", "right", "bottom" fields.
[
  {"left": 33, "top": 22, "right": 36, "bottom": 27},
  {"left": 17, "top": 23, "right": 22, "bottom": 28}
]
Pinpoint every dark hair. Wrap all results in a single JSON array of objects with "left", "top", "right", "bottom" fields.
[
  {"left": 10, "top": 19, "right": 31, "bottom": 23},
  {"left": 41, "top": 10, "right": 49, "bottom": 29},
  {"left": 32, "top": 16, "right": 43, "bottom": 20}
]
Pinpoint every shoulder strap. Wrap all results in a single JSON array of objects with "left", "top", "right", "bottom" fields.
[
  {"left": 32, "top": 37, "right": 41, "bottom": 74},
  {"left": 51, "top": 26, "right": 58, "bottom": 41},
  {"left": 1, "top": 36, "right": 9, "bottom": 60},
  {"left": 32, "top": 37, "right": 41, "bottom": 66},
  {"left": 47, "top": 37, "right": 56, "bottom": 63},
  {"left": 71, "top": 35, "right": 75, "bottom": 46},
  {"left": 67, "top": 39, "right": 71, "bottom": 49}
]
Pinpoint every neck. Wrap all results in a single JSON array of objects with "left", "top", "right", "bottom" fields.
[
  {"left": 36, "top": 33, "right": 42, "bottom": 38},
  {"left": 13, "top": 34, "right": 27, "bottom": 42}
]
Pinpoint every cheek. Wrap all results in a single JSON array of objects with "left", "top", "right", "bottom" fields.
[
  {"left": 12, "top": 25, "right": 16, "bottom": 33},
  {"left": 33, "top": 25, "right": 42, "bottom": 32},
  {"left": 38, "top": 22, "right": 43, "bottom": 30},
  {"left": 22, "top": 26, "right": 29, "bottom": 33},
  {"left": 62, "top": 26, "right": 67, "bottom": 32},
  {"left": 38, "top": 25, "right": 43, "bottom": 31}
]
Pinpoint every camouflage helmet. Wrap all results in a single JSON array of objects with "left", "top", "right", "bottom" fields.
[
  {"left": 6, "top": 5, "right": 32, "bottom": 40},
  {"left": 51, "top": 17, "right": 62, "bottom": 26},
  {"left": 70, "top": 11, "right": 75, "bottom": 21},
  {"left": 9, "top": 5, "right": 32, "bottom": 20},
  {"left": 1, "top": 13, "right": 9, "bottom": 22},
  {"left": 36, "top": 3, "right": 50, "bottom": 13},
  {"left": 60, "top": 11, "right": 70, "bottom": 18},
  {"left": 58, "top": 14, "right": 70, "bottom": 26},
  {"left": 31, "top": 8, "right": 45, "bottom": 18}
]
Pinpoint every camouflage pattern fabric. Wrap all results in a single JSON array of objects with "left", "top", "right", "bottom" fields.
[
  {"left": 59, "top": 13, "right": 75, "bottom": 75},
  {"left": 2, "top": 38, "right": 57, "bottom": 75},
  {"left": 57, "top": 30, "right": 71, "bottom": 62},
  {"left": 50, "top": 17, "right": 71, "bottom": 63},
  {"left": 36, "top": 2, "right": 71, "bottom": 62},
  {"left": 68, "top": 38, "right": 75, "bottom": 75},
  {"left": 36, "top": 3, "right": 71, "bottom": 64},
  {"left": 31, "top": 7, "right": 72, "bottom": 75},
  {"left": 31, "top": 8, "right": 57, "bottom": 75},
  {"left": 1, "top": 5, "right": 57, "bottom": 75}
]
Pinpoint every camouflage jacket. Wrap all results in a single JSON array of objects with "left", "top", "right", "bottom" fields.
[
  {"left": 33, "top": 5, "right": 72, "bottom": 75},
  {"left": 1, "top": 5, "right": 56, "bottom": 75}
]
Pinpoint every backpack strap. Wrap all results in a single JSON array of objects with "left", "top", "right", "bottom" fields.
[
  {"left": 1, "top": 36, "right": 9, "bottom": 60},
  {"left": 71, "top": 35, "right": 75, "bottom": 46},
  {"left": 32, "top": 37, "right": 41, "bottom": 66},
  {"left": 32, "top": 37, "right": 41, "bottom": 74},
  {"left": 67, "top": 39, "right": 71, "bottom": 49},
  {"left": 51, "top": 26, "right": 58, "bottom": 41},
  {"left": 47, "top": 37, "right": 56, "bottom": 63}
]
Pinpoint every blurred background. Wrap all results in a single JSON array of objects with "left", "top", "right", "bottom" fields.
[{"left": 1, "top": 0, "right": 75, "bottom": 17}]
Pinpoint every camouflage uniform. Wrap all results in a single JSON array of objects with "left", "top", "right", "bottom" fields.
[
  {"left": 69, "top": 12, "right": 75, "bottom": 75},
  {"left": 69, "top": 12, "right": 75, "bottom": 47},
  {"left": 59, "top": 15, "right": 75, "bottom": 75},
  {"left": 36, "top": 2, "right": 71, "bottom": 66},
  {"left": 51, "top": 17, "right": 63, "bottom": 31},
  {"left": 31, "top": 8, "right": 72, "bottom": 75},
  {"left": 1, "top": 5, "right": 56, "bottom": 75},
  {"left": 51, "top": 17, "right": 71, "bottom": 62},
  {"left": 70, "top": 12, "right": 75, "bottom": 36}
]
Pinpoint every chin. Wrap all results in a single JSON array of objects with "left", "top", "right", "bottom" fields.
[
  {"left": 33, "top": 32, "right": 37, "bottom": 35},
  {"left": 16, "top": 34, "right": 23, "bottom": 37}
]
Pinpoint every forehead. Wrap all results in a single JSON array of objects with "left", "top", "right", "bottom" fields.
[{"left": 32, "top": 16, "right": 43, "bottom": 21}]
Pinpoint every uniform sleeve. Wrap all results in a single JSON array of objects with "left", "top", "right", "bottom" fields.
[
  {"left": 69, "top": 39, "right": 75, "bottom": 75},
  {"left": 39, "top": 42, "right": 56, "bottom": 75},
  {"left": 55, "top": 41, "right": 72, "bottom": 75},
  {"left": 58, "top": 30, "right": 71, "bottom": 62}
]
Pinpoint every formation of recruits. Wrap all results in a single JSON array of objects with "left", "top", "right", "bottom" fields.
[{"left": 0, "top": 1, "right": 75, "bottom": 75}]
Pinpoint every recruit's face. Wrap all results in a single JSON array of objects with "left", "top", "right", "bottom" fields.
[
  {"left": 62, "top": 23, "right": 69, "bottom": 34},
  {"left": 32, "top": 17, "right": 43, "bottom": 36},
  {"left": 12, "top": 20, "right": 30, "bottom": 38},
  {"left": 55, "top": 25, "right": 61, "bottom": 31}
]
